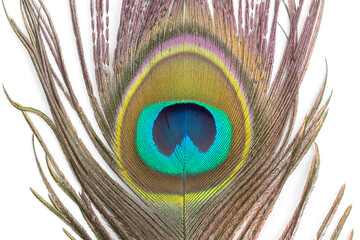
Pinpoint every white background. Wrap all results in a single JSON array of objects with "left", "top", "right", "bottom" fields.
[{"left": 0, "top": 0, "right": 359, "bottom": 239}]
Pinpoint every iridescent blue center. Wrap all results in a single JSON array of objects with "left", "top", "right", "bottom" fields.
[
  {"left": 153, "top": 103, "right": 216, "bottom": 156},
  {"left": 136, "top": 101, "right": 232, "bottom": 175}
]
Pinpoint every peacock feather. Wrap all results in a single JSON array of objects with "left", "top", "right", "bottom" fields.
[{"left": 2, "top": 0, "right": 353, "bottom": 239}]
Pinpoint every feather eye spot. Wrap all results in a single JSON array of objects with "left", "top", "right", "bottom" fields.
[{"left": 114, "top": 35, "right": 251, "bottom": 195}]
